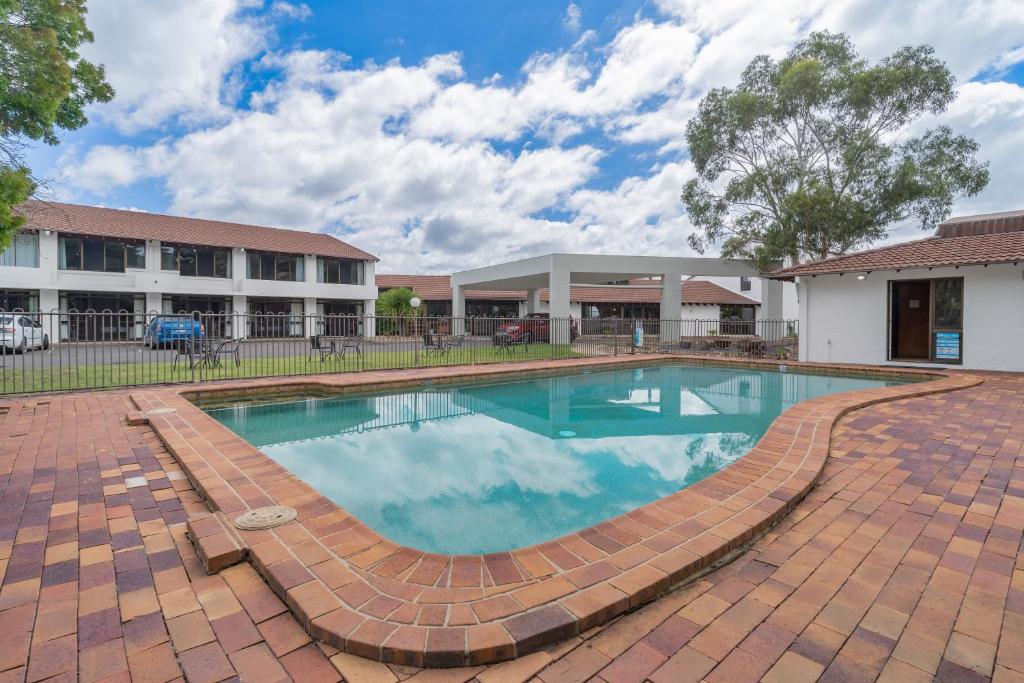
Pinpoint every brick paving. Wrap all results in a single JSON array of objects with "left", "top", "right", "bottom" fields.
[
  {"left": 0, "top": 365, "right": 1021, "bottom": 681},
  {"left": 129, "top": 357, "right": 972, "bottom": 667}
]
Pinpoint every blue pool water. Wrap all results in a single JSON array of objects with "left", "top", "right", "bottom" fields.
[{"left": 202, "top": 365, "right": 907, "bottom": 554}]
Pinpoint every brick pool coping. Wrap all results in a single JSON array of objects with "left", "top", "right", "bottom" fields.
[{"left": 127, "top": 356, "right": 982, "bottom": 667}]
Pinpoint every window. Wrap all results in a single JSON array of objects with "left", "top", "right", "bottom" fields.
[
  {"left": 739, "top": 276, "right": 751, "bottom": 292},
  {"left": 126, "top": 243, "right": 146, "bottom": 269},
  {"left": 214, "top": 251, "right": 230, "bottom": 278},
  {"left": 317, "top": 257, "right": 363, "bottom": 284},
  {"left": 246, "top": 251, "right": 304, "bottom": 281},
  {"left": 161, "top": 245, "right": 178, "bottom": 270},
  {"left": 104, "top": 241, "right": 125, "bottom": 272},
  {"left": 160, "top": 243, "right": 231, "bottom": 278},
  {"left": 83, "top": 239, "right": 105, "bottom": 271},
  {"left": 933, "top": 278, "right": 963, "bottom": 328},
  {"left": 932, "top": 278, "right": 963, "bottom": 364},
  {"left": 0, "top": 232, "right": 40, "bottom": 268},
  {"left": 61, "top": 238, "right": 82, "bottom": 270},
  {"left": 59, "top": 235, "right": 143, "bottom": 273}
]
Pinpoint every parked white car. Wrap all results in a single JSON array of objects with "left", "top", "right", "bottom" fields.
[{"left": 1, "top": 314, "right": 50, "bottom": 353}]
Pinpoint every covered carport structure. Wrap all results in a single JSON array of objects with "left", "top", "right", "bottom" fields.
[{"left": 451, "top": 253, "right": 783, "bottom": 343}]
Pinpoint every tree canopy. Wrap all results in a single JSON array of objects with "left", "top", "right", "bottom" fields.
[
  {"left": 681, "top": 31, "right": 989, "bottom": 270},
  {"left": 376, "top": 287, "right": 425, "bottom": 317},
  {"left": 0, "top": 0, "right": 113, "bottom": 245}
]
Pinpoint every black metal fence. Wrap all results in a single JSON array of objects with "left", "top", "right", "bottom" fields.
[{"left": 0, "top": 311, "right": 798, "bottom": 395}]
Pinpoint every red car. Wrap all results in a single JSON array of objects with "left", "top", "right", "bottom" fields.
[{"left": 494, "top": 313, "right": 578, "bottom": 343}]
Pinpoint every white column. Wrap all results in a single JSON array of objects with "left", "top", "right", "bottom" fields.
[
  {"left": 303, "top": 254, "right": 317, "bottom": 283},
  {"left": 797, "top": 279, "right": 809, "bottom": 362},
  {"left": 232, "top": 294, "right": 247, "bottom": 339},
  {"left": 39, "top": 288, "right": 59, "bottom": 345},
  {"left": 760, "top": 277, "right": 784, "bottom": 340},
  {"left": 452, "top": 284, "right": 466, "bottom": 335},
  {"left": 526, "top": 289, "right": 541, "bottom": 314},
  {"left": 303, "top": 296, "right": 317, "bottom": 338},
  {"left": 660, "top": 271, "right": 683, "bottom": 342},
  {"left": 362, "top": 297, "right": 376, "bottom": 338},
  {"left": 232, "top": 248, "right": 247, "bottom": 290},
  {"left": 38, "top": 231, "right": 59, "bottom": 284},
  {"left": 144, "top": 292, "right": 162, "bottom": 315},
  {"left": 549, "top": 269, "right": 571, "bottom": 344}
]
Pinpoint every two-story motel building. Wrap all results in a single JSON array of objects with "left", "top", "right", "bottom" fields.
[{"left": 0, "top": 201, "right": 378, "bottom": 339}]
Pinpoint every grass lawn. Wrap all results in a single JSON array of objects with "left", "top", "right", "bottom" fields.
[{"left": 0, "top": 343, "right": 585, "bottom": 394}]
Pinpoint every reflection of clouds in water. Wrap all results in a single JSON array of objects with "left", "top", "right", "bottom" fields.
[
  {"left": 602, "top": 432, "right": 755, "bottom": 482},
  {"left": 264, "top": 413, "right": 602, "bottom": 509}
]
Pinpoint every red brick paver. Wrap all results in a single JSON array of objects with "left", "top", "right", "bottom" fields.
[
  {"left": 0, "top": 360, "right": 1020, "bottom": 682},
  {"left": 128, "top": 356, "right": 974, "bottom": 666}
]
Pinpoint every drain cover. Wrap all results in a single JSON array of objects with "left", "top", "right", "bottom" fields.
[
  {"left": 145, "top": 407, "right": 177, "bottom": 415},
  {"left": 234, "top": 506, "right": 297, "bottom": 530}
]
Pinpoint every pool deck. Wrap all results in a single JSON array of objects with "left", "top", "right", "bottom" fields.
[{"left": 0, "top": 357, "right": 1021, "bottom": 681}]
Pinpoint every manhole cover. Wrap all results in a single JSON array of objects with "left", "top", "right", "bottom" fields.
[
  {"left": 145, "top": 408, "right": 177, "bottom": 415},
  {"left": 234, "top": 506, "right": 297, "bottom": 530}
]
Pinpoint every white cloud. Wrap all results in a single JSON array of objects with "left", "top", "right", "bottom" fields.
[
  {"left": 270, "top": 1, "right": 311, "bottom": 20},
  {"left": 563, "top": 2, "right": 583, "bottom": 33},
  {"left": 82, "top": 0, "right": 275, "bottom": 132},
  {"left": 62, "top": 0, "right": 1024, "bottom": 273}
]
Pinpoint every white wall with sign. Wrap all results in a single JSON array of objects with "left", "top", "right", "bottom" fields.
[{"left": 796, "top": 263, "right": 1024, "bottom": 372}]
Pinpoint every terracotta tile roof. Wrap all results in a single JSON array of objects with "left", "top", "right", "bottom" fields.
[
  {"left": 376, "top": 274, "right": 759, "bottom": 305},
  {"left": 770, "top": 229, "right": 1024, "bottom": 278},
  {"left": 376, "top": 275, "right": 524, "bottom": 301},
  {"left": 935, "top": 209, "right": 1024, "bottom": 238},
  {"left": 18, "top": 200, "right": 378, "bottom": 261}
]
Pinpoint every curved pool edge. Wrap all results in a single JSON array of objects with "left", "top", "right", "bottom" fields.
[{"left": 128, "top": 356, "right": 982, "bottom": 667}]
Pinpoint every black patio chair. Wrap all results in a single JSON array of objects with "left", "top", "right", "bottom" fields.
[
  {"left": 209, "top": 338, "right": 241, "bottom": 367},
  {"left": 307, "top": 335, "right": 323, "bottom": 361},
  {"left": 423, "top": 331, "right": 445, "bottom": 354}
]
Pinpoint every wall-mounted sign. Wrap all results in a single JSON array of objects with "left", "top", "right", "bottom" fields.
[
  {"left": 909, "top": 299, "right": 920, "bottom": 309},
  {"left": 934, "top": 331, "right": 961, "bottom": 361}
]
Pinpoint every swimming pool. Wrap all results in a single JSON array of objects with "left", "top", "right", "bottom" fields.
[{"left": 202, "top": 364, "right": 908, "bottom": 554}]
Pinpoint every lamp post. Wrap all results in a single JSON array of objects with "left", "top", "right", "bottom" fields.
[{"left": 410, "top": 296, "right": 421, "bottom": 367}]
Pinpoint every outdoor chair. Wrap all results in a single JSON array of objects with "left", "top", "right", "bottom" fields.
[
  {"left": 337, "top": 336, "right": 362, "bottom": 359},
  {"left": 172, "top": 338, "right": 210, "bottom": 371},
  {"left": 307, "top": 335, "right": 323, "bottom": 361},
  {"left": 423, "top": 331, "right": 445, "bottom": 354},
  {"left": 209, "top": 338, "right": 241, "bottom": 367},
  {"left": 441, "top": 334, "right": 466, "bottom": 354}
]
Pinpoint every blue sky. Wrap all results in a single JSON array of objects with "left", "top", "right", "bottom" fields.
[{"left": 35, "top": 0, "right": 1024, "bottom": 273}]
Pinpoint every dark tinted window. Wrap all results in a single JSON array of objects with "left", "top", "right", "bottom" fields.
[
  {"left": 83, "top": 239, "right": 105, "bottom": 271},
  {"left": 62, "top": 238, "right": 82, "bottom": 269},
  {"left": 197, "top": 248, "right": 214, "bottom": 277},
  {"left": 161, "top": 245, "right": 178, "bottom": 270},
  {"left": 178, "top": 247, "right": 197, "bottom": 276},
  {"left": 126, "top": 243, "right": 145, "bottom": 269},
  {"left": 934, "top": 278, "right": 963, "bottom": 328},
  {"left": 214, "top": 251, "right": 230, "bottom": 278},
  {"left": 104, "top": 241, "right": 125, "bottom": 272}
]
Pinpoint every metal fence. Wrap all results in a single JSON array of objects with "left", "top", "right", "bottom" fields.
[{"left": 0, "top": 310, "right": 798, "bottom": 395}]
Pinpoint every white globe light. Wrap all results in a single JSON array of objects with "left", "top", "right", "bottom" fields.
[{"left": 410, "top": 297, "right": 421, "bottom": 308}]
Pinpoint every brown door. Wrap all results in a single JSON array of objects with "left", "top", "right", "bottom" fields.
[{"left": 891, "top": 281, "right": 931, "bottom": 359}]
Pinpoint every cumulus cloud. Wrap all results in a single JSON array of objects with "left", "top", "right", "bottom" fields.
[
  {"left": 63, "top": 0, "right": 1024, "bottom": 273},
  {"left": 563, "top": 2, "right": 583, "bottom": 33}
]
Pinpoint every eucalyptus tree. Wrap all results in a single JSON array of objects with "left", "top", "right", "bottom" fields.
[
  {"left": 682, "top": 31, "right": 989, "bottom": 269},
  {"left": 0, "top": 0, "right": 114, "bottom": 243}
]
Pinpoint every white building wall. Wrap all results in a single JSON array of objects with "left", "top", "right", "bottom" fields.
[
  {"left": 0, "top": 244, "right": 377, "bottom": 308},
  {"left": 700, "top": 276, "right": 799, "bottom": 321},
  {"left": 798, "top": 264, "right": 1024, "bottom": 372}
]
